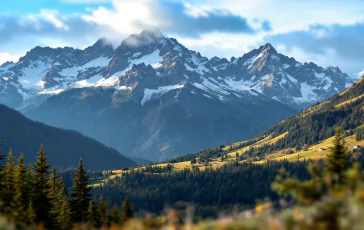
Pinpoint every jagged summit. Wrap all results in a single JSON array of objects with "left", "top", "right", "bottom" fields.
[
  {"left": 122, "top": 28, "right": 165, "bottom": 48},
  {"left": 140, "top": 28, "right": 164, "bottom": 39},
  {"left": 258, "top": 43, "right": 277, "bottom": 53},
  {"left": 0, "top": 29, "right": 353, "bottom": 161},
  {"left": 0, "top": 29, "right": 355, "bottom": 111},
  {"left": 92, "top": 37, "right": 113, "bottom": 48}
]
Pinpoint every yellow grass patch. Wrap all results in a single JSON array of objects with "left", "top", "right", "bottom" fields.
[{"left": 335, "top": 94, "right": 364, "bottom": 108}]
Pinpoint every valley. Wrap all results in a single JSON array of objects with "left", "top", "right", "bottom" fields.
[
  {"left": 0, "top": 29, "right": 356, "bottom": 161},
  {"left": 95, "top": 75, "right": 364, "bottom": 184}
]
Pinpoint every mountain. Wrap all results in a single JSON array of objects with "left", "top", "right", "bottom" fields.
[
  {"left": 0, "top": 29, "right": 355, "bottom": 160},
  {"left": 178, "top": 74, "right": 364, "bottom": 164},
  {"left": 153, "top": 74, "right": 364, "bottom": 166},
  {"left": 251, "top": 75, "right": 364, "bottom": 157},
  {"left": 0, "top": 29, "right": 354, "bottom": 110},
  {"left": 0, "top": 104, "right": 136, "bottom": 170}
]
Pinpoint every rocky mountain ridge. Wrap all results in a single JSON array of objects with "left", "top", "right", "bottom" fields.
[
  {"left": 0, "top": 29, "right": 357, "bottom": 160},
  {"left": 0, "top": 29, "right": 355, "bottom": 110}
]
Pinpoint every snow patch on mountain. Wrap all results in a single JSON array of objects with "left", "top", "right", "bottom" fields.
[
  {"left": 356, "top": 70, "right": 364, "bottom": 78},
  {"left": 20, "top": 59, "right": 52, "bottom": 89},
  {"left": 73, "top": 74, "right": 104, "bottom": 88},
  {"left": 38, "top": 88, "right": 64, "bottom": 95},
  {"left": 59, "top": 56, "right": 111, "bottom": 77},
  {"left": 141, "top": 83, "right": 185, "bottom": 105},
  {"left": 94, "top": 49, "right": 164, "bottom": 89},
  {"left": 282, "top": 64, "right": 290, "bottom": 69}
]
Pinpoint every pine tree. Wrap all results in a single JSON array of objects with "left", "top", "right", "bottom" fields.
[
  {"left": 25, "top": 200, "right": 36, "bottom": 226},
  {"left": 70, "top": 158, "right": 92, "bottom": 223},
  {"left": 48, "top": 167, "right": 59, "bottom": 202},
  {"left": 57, "top": 195, "right": 72, "bottom": 230},
  {"left": 109, "top": 204, "right": 121, "bottom": 226},
  {"left": 121, "top": 196, "right": 133, "bottom": 223},
  {"left": 32, "top": 143, "right": 52, "bottom": 226},
  {"left": 0, "top": 141, "right": 4, "bottom": 213},
  {"left": 1, "top": 150, "right": 16, "bottom": 216},
  {"left": 0, "top": 140, "right": 5, "bottom": 179},
  {"left": 87, "top": 200, "right": 97, "bottom": 229},
  {"left": 11, "top": 154, "right": 30, "bottom": 226},
  {"left": 97, "top": 195, "right": 109, "bottom": 227},
  {"left": 48, "top": 167, "right": 65, "bottom": 227},
  {"left": 26, "top": 162, "right": 34, "bottom": 202},
  {"left": 325, "top": 128, "right": 349, "bottom": 186}
]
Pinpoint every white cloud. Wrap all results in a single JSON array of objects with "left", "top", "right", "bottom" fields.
[
  {"left": 200, "top": 0, "right": 364, "bottom": 34},
  {"left": 0, "top": 0, "right": 363, "bottom": 75},
  {"left": 0, "top": 53, "right": 20, "bottom": 65},
  {"left": 29, "top": 9, "right": 69, "bottom": 30},
  {"left": 356, "top": 70, "right": 364, "bottom": 78},
  {"left": 81, "top": 0, "right": 158, "bottom": 37},
  {"left": 174, "top": 31, "right": 267, "bottom": 58}
]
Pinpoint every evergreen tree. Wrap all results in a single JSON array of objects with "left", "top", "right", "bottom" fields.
[
  {"left": 1, "top": 150, "right": 16, "bottom": 216},
  {"left": 70, "top": 158, "right": 92, "bottom": 223},
  {"left": 121, "top": 196, "right": 134, "bottom": 223},
  {"left": 97, "top": 195, "right": 109, "bottom": 227},
  {"left": 58, "top": 176, "right": 68, "bottom": 197},
  {"left": 57, "top": 195, "right": 72, "bottom": 230},
  {"left": 11, "top": 154, "right": 30, "bottom": 226},
  {"left": 109, "top": 204, "right": 121, "bottom": 226},
  {"left": 0, "top": 140, "right": 5, "bottom": 179},
  {"left": 25, "top": 200, "right": 36, "bottom": 226},
  {"left": 87, "top": 200, "right": 99, "bottom": 229},
  {"left": 26, "top": 162, "right": 34, "bottom": 202},
  {"left": 32, "top": 143, "right": 52, "bottom": 226},
  {"left": 48, "top": 167, "right": 65, "bottom": 227},
  {"left": 48, "top": 167, "right": 59, "bottom": 202},
  {"left": 324, "top": 128, "right": 349, "bottom": 186}
]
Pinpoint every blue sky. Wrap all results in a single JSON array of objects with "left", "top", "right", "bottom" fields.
[
  {"left": 0, "top": 0, "right": 363, "bottom": 76},
  {"left": 0, "top": 0, "right": 111, "bottom": 14}
]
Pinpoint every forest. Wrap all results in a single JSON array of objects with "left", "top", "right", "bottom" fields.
[
  {"left": 0, "top": 142, "right": 134, "bottom": 229},
  {"left": 1, "top": 129, "right": 364, "bottom": 229}
]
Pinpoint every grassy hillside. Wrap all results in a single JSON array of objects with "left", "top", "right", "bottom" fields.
[{"left": 92, "top": 76, "right": 364, "bottom": 184}]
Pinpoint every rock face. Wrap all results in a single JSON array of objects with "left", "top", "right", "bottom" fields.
[{"left": 0, "top": 29, "right": 356, "bottom": 160}]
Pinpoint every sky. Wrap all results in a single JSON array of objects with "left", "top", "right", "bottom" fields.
[{"left": 0, "top": 0, "right": 363, "bottom": 76}]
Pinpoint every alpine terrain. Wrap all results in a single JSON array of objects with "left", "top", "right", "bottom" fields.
[
  {"left": 0, "top": 104, "right": 136, "bottom": 169},
  {"left": 0, "top": 29, "right": 355, "bottom": 160}
]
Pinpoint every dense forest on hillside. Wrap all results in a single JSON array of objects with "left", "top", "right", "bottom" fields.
[
  {"left": 1, "top": 121, "right": 364, "bottom": 229},
  {"left": 257, "top": 77, "right": 364, "bottom": 154},
  {"left": 0, "top": 142, "right": 135, "bottom": 229},
  {"left": 94, "top": 161, "right": 310, "bottom": 216},
  {"left": 92, "top": 147, "right": 364, "bottom": 217},
  {"left": 0, "top": 104, "right": 136, "bottom": 170},
  {"left": 162, "top": 77, "right": 364, "bottom": 164}
]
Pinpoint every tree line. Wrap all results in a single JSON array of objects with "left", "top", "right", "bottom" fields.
[{"left": 0, "top": 142, "right": 133, "bottom": 229}]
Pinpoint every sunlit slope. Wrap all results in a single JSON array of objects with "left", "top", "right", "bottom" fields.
[{"left": 94, "top": 76, "right": 364, "bottom": 185}]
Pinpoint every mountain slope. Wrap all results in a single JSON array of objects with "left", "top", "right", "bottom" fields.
[
  {"left": 0, "top": 104, "right": 136, "bottom": 169},
  {"left": 0, "top": 29, "right": 355, "bottom": 161},
  {"left": 25, "top": 83, "right": 295, "bottom": 160},
  {"left": 111, "top": 75, "right": 363, "bottom": 175},
  {"left": 169, "top": 75, "right": 364, "bottom": 164},
  {"left": 0, "top": 29, "right": 354, "bottom": 110}
]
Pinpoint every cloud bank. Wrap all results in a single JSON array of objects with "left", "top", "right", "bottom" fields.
[{"left": 0, "top": 0, "right": 363, "bottom": 75}]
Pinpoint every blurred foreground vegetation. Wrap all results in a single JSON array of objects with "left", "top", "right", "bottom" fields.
[{"left": 1, "top": 129, "right": 364, "bottom": 229}]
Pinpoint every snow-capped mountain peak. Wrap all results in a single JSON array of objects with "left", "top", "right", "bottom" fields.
[{"left": 0, "top": 30, "right": 355, "bottom": 110}]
